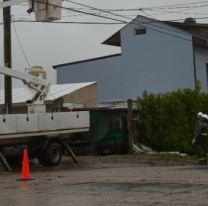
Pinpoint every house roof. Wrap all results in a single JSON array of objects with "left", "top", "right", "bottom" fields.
[
  {"left": 53, "top": 53, "right": 121, "bottom": 69},
  {"left": 165, "top": 21, "right": 208, "bottom": 40},
  {"left": 53, "top": 15, "right": 208, "bottom": 69},
  {"left": 103, "top": 16, "right": 208, "bottom": 47},
  {"left": 0, "top": 82, "right": 96, "bottom": 105}
]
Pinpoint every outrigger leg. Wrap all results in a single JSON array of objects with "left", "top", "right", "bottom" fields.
[{"left": 0, "top": 149, "right": 12, "bottom": 172}]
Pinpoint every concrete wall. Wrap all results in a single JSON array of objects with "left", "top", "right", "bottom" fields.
[{"left": 57, "top": 16, "right": 202, "bottom": 101}]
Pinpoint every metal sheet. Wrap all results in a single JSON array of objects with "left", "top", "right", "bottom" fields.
[{"left": 0, "top": 82, "right": 96, "bottom": 105}]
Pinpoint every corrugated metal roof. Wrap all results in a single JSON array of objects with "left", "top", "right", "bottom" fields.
[{"left": 0, "top": 82, "right": 96, "bottom": 105}]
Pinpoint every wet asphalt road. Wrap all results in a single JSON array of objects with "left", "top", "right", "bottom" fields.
[{"left": 0, "top": 155, "right": 208, "bottom": 206}]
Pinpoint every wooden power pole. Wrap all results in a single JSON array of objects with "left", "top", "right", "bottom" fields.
[
  {"left": 3, "top": 0, "right": 12, "bottom": 114},
  {"left": 127, "top": 99, "right": 133, "bottom": 153}
]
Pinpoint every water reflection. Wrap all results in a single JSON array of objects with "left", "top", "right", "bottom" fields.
[{"left": 21, "top": 182, "right": 29, "bottom": 206}]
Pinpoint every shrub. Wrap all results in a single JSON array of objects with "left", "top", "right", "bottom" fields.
[{"left": 137, "top": 88, "right": 208, "bottom": 154}]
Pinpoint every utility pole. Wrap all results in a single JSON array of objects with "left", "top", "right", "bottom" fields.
[{"left": 3, "top": 0, "right": 12, "bottom": 114}]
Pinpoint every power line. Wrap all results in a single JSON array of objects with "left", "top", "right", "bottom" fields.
[
  {"left": 108, "top": 1, "right": 208, "bottom": 11},
  {"left": 64, "top": 0, "right": 133, "bottom": 22},
  {"left": 63, "top": 0, "right": 193, "bottom": 41},
  {"left": 14, "top": 1, "right": 199, "bottom": 42},
  {"left": 13, "top": 19, "right": 125, "bottom": 25},
  {"left": 149, "top": 9, "right": 208, "bottom": 16},
  {"left": 11, "top": 16, "right": 208, "bottom": 24},
  {"left": 36, "top": 0, "right": 127, "bottom": 23},
  {"left": 12, "top": 22, "right": 31, "bottom": 68},
  {"left": 64, "top": 0, "right": 208, "bottom": 11},
  {"left": 5, "top": 0, "right": 206, "bottom": 43},
  {"left": 166, "top": 16, "right": 208, "bottom": 22},
  {"left": 139, "top": 9, "right": 155, "bottom": 19}
]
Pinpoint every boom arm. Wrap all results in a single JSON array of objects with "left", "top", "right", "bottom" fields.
[{"left": 0, "top": 65, "right": 50, "bottom": 103}]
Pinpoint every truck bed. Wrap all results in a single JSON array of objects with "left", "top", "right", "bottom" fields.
[{"left": 0, "top": 111, "right": 89, "bottom": 141}]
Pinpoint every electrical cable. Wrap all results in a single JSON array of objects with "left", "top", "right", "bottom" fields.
[
  {"left": 13, "top": 19, "right": 125, "bottom": 25},
  {"left": 12, "top": 16, "right": 208, "bottom": 23},
  {"left": 148, "top": 10, "right": 208, "bottom": 16},
  {"left": 6, "top": 0, "right": 207, "bottom": 42},
  {"left": 62, "top": 0, "right": 193, "bottom": 41},
  {"left": 67, "top": 0, "right": 208, "bottom": 41},
  {"left": 64, "top": 0, "right": 134, "bottom": 22},
  {"left": 139, "top": 9, "right": 155, "bottom": 19},
  {"left": 99, "top": 1, "right": 208, "bottom": 11},
  {"left": 63, "top": 0, "right": 208, "bottom": 12},
  {"left": 35, "top": 0, "right": 127, "bottom": 23},
  {"left": 10, "top": 1, "right": 208, "bottom": 24},
  {"left": 12, "top": 21, "right": 31, "bottom": 68},
  {"left": 57, "top": 1, "right": 208, "bottom": 22},
  {"left": 161, "top": 15, "right": 207, "bottom": 21},
  {"left": 13, "top": 1, "right": 198, "bottom": 42}
]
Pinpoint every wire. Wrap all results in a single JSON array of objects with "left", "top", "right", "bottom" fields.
[
  {"left": 35, "top": 0, "right": 127, "bottom": 23},
  {"left": 149, "top": 9, "right": 208, "bottom": 16},
  {"left": 13, "top": 19, "right": 125, "bottom": 25},
  {"left": 100, "top": 1, "right": 208, "bottom": 11},
  {"left": 149, "top": 4, "right": 208, "bottom": 12},
  {"left": 6, "top": 0, "right": 207, "bottom": 43},
  {"left": 64, "top": 1, "right": 208, "bottom": 24},
  {"left": 62, "top": 1, "right": 208, "bottom": 13},
  {"left": 12, "top": 22, "right": 31, "bottom": 68},
  {"left": 13, "top": 16, "right": 208, "bottom": 23},
  {"left": 139, "top": 9, "right": 155, "bottom": 19},
  {"left": 11, "top": 1, "right": 194, "bottom": 42},
  {"left": 64, "top": 0, "right": 133, "bottom": 22},
  {"left": 63, "top": 0, "right": 193, "bottom": 41},
  {"left": 166, "top": 16, "right": 208, "bottom": 22}
]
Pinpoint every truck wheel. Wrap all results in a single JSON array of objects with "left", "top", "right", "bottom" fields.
[{"left": 38, "top": 142, "right": 63, "bottom": 166}]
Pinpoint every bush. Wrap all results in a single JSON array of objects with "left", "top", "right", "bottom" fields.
[{"left": 137, "top": 88, "right": 208, "bottom": 154}]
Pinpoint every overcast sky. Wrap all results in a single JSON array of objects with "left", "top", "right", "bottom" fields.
[{"left": 0, "top": 0, "right": 208, "bottom": 88}]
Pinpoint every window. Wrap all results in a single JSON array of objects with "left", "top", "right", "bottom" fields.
[{"left": 135, "top": 28, "right": 146, "bottom": 36}]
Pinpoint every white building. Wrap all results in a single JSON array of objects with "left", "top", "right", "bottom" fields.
[{"left": 54, "top": 15, "right": 208, "bottom": 101}]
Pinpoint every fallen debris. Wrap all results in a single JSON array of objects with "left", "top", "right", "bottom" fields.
[
  {"left": 133, "top": 143, "right": 187, "bottom": 157},
  {"left": 159, "top": 151, "right": 187, "bottom": 157},
  {"left": 132, "top": 143, "right": 157, "bottom": 154}
]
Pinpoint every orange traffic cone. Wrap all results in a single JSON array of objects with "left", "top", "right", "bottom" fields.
[{"left": 20, "top": 148, "right": 31, "bottom": 181}]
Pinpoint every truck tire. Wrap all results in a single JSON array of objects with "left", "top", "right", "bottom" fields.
[{"left": 38, "top": 142, "right": 63, "bottom": 166}]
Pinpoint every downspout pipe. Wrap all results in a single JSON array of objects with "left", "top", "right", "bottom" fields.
[{"left": 192, "top": 37, "right": 197, "bottom": 89}]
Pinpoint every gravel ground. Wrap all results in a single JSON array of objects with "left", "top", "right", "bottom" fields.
[{"left": 0, "top": 155, "right": 208, "bottom": 206}]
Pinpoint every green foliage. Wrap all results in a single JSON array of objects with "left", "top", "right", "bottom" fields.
[{"left": 137, "top": 88, "right": 208, "bottom": 154}]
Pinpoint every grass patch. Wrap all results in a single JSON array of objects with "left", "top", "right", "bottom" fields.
[{"left": 148, "top": 153, "right": 196, "bottom": 163}]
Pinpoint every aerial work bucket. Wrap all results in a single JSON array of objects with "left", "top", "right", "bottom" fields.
[{"left": 28, "top": 0, "right": 62, "bottom": 22}]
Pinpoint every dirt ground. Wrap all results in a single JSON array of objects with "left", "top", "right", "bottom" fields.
[{"left": 0, "top": 154, "right": 208, "bottom": 206}]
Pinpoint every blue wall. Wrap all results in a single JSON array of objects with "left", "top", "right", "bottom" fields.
[
  {"left": 57, "top": 55, "right": 124, "bottom": 101},
  {"left": 57, "top": 16, "right": 203, "bottom": 101},
  {"left": 195, "top": 47, "right": 208, "bottom": 92}
]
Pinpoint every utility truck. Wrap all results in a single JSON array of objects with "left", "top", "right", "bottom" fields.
[{"left": 0, "top": 65, "right": 90, "bottom": 171}]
